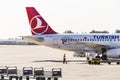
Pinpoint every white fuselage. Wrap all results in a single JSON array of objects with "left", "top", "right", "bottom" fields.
[{"left": 33, "top": 34, "right": 120, "bottom": 52}]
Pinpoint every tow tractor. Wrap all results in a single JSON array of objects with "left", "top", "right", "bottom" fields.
[
  {"left": 87, "top": 53, "right": 101, "bottom": 65},
  {"left": 87, "top": 53, "right": 120, "bottom": 65}
]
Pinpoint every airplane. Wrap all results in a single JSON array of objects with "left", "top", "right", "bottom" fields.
[{"left": 22, "top": 7, "right": 120, "bottom": 60}]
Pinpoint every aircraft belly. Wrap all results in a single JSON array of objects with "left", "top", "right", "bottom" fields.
[{"left": 51, "top": 44, "right": 94, "bottom": 51}]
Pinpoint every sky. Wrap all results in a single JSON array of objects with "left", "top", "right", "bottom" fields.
[{"left": 0, "top": 0, "right": 120, "bottom": 39}]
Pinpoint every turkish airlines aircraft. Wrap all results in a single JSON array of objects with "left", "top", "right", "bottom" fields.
[{"left": 23, "top": 7, "right": 120, "bottom": 58}]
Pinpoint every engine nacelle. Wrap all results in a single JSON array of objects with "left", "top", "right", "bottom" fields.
[{"left": 106, "top": 49, "right": 120, "bottom": 58}]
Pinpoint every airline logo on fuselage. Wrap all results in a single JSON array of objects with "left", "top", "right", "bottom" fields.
[
  {"left": 60, "top": 35, "right": 120, "bottom": 44},
  {"left": 93, "top": 35, "right": 119, "bottom": 39},
  {"left": 61, "top": 39, "right": 67, "bottom": 44},
  {"left": 30, "top": 15, "right": 49, "bottom": 35},
  {"left": 61, "top": 36, "right": 72, "bottom": 45}
]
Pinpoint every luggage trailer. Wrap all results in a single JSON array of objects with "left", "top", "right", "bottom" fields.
[{"left": 0, "top": 66, "right": 62, "bottom": 80}]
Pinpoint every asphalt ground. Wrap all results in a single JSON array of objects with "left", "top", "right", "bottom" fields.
[{"left": 0, "top": 45, "right": 120, "bottom": 80}]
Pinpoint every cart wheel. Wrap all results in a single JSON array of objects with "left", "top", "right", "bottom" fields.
[
  {"left": 116, "top": 62, "right": 120, "bottom": 65},
  {"left": 16, "top": 76, "right": 18, "bottom": 80},
  {"left": 97, "top": 62, "right": 100, "bottom": 65},
  {"left": 54, "top": 77, "right": 58, "bottom": 80},
  {"left": 47, "top": 77, "right": 51, "bottom": 80},
  {"left": 88, "top": 61, "right": 91, "bottom": 64},
  {"left": 108, "top": 62, "right": 111, "bottom": 65},
  {"left": 26, "top": 76, "right": 29, "bottom": 80},
  {"left": 9, "top": 76, "right": 12, "bottom": 80},
  {"left": 36, "top": 77, "right": 39, "bottom": 80},
  {"left": 1, "top": 75, "right": 4, "bottom": 79},
  {"left": 19, "top": 76, "right": 22, "bottom": 80},
  {"left": 42, "top": 78, "right": 46, "bottom": 80},
  {"left": 94, "top": 61, "right": 96, "bottom": 65}
]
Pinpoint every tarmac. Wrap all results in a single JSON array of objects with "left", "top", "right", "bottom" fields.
[{"left": 0, "top": 45, "right": 120, "bottom": 80}]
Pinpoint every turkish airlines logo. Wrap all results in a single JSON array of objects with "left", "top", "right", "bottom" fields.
[
  {"left": 30, "top": 15, "right": 49, "bottom": 35},
  {"left": 61, "top": 39, "right": 67, "bottom": 44},
  {"left": 61, "top": 36, "right": 72, "bottom": 45}
]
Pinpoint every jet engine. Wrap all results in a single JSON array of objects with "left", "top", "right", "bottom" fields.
[{"left": 106, "top": 49, "right": 120, "bottom": 58}]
